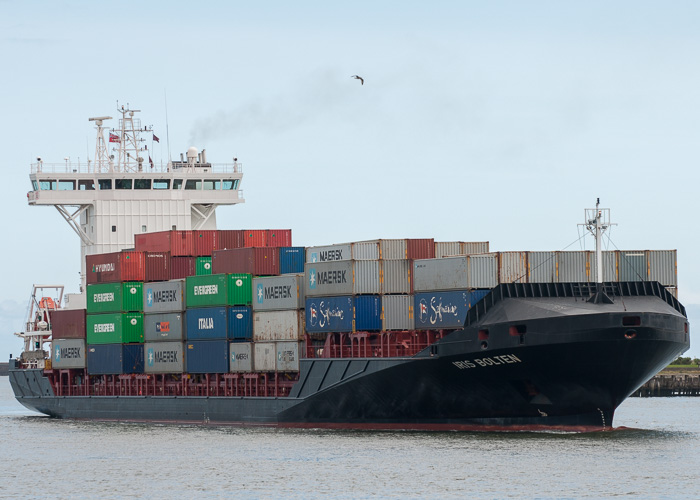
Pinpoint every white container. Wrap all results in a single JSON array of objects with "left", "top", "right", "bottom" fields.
[
  {"left": 229, "top": 342, "right": 253, "bottom": 372},
  {"left": 253, "top": 310, "right": 305, "bottom": 341},
  {"left": 254, "top": 342, "right": 276, "bottom": 372},
  {"left": 382, "top": 260, "right": 412, "bottom": 294},
  {"left": 499, "top": 252, "right": 527, "bottom": 284},
  {"left": 468, "top": 253, "right": 498, "bottom": 288},
  {"left": 382, "top": 295, "right": 414, "bottom": 330},
  {"left": 276, "top": 341, "right": 302, "bottom": 371}
]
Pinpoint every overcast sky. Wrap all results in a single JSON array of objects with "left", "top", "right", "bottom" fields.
[{"left": 1, "top": 1, "right": 699, "bottom": 359}]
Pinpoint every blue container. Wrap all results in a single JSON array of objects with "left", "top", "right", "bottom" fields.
[
  {"left": 470, "top": 289, "right": 490, "bottom": 304},
  {"left": 186, "top": 307, "right": 228, "bottom": 340},
  {"left": 355, "top": 295, "right": 382, "bottom": 331},
  {"left": 305, "top": 296, "right": 354, "bottom": 333},
  {"left": 185, "top": 339, "right": 229, "bottom": 373},
  {"left": 279, "top": 247, "right": 305, "bottom": 274},
  {"left": 87, "top": 343, "right": 144, "bottom": 375},
  {"left": 414, "top": 290, "right": 482, "bottom": 330},
  {"left": 228, "top": 306, "right": 252, "bottom": 341}
]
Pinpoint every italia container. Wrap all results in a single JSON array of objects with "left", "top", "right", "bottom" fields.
[
  {"left": 228, "top": 274, "right": 253, "bottom": 305},
  {"left": 414, "top": 290, "right": 480, "bottom": 330},
  {"left": 186, "top": 306, "right": 228, "bottom": 340},
  {"left": 242, "top": 229, "right": 267, "bottom": 247},
  {"left": 218, "top": 229, "right": 244, "bottom": 250},
  {"left": 413, "top": 257, "right": 468, "bottom": 292},
  {"left": 86, "top": 251, "right": 145, "bottom": 284},
  {"left": 253, "top": 310, "right": 304, "bottom": 341},
  {"left": 305, "top": 296, "right": 355, "bottom": 333},
  {"left": 229, "top": 342, "right": 253, "bottom": 372},
  {"left": 87, "top": 344, "right": 144, "bottom": 375},
  {"left": 51, "top": 339, "right": 86, "bottom": 369},
  {"left": 469, "top": 253, "right": 499, "bottom": 288},
  {"left": 382, "top": 260, "right": 412, "bottom": 294},
  {"left": 228, "top": 306, "right": 253, "bottom": 341},
  {"left": 185, "top": 340, "right": 229, "bottom": 373},
  {"left": 196, "top": 256, "right": 213, "bottom": 275},
  {"left": 193, "top": 230, "right": 218, "bottom": 257},
  {"left": 527, "top": 252, "right": 556, "bottom": 283},
  {"left": 499, "top": 252, "right": 528, "bottom": 284},
  {"left": 407, "top": 239, "right": 435, "bottom": 260},
  {"left": 186, "top": 274, "right": 228, "bottom": 307},
  {"left": 144, "top": 313, "right": 185, "bottom": 342},
  {"left": 382, "top": 295, "right": 414, "bottom": 331},
  {"left": 253, "top": 342, "right": 276, "bottom": 371},
  {"left": 304, "top": 261, "right": 353, "bottom": 297},
  {"left": 135, "top": 230, "right": 194, "bottom": 257},
  {"left": 87, "top": 282, "right": 143, "bottom": 313},
  {"left": 355, "top": 295, "right": 382, "bottom": 331},
  {"left": 306, "top": 244, "right": 352, "bottom": 263},
  {"left": 253, "top": 275, "right": 304, "bottom": 311},
  {"left": 143, "top": 280, "right": 186, "bottom": 313},
  {"left": 144, "top": 341, "right": 184, "bottom": 373},
  {"left": 557, "top": 251, "right": 591, "bottom": 282},
  {"left": 276, "top": 341, "right": 302, "bottom": 371},
  {"left": 649, "top": 250, "right": 677, "bottom": 286},
  {"left": 171, "top": 256, "right": 196, "bottom": 279},
  {"left": 267, "top": 229, "right": 292, "bottom": 247},
  {"left": 144, "top": 251, "right": 171, "bottom": 282},
  {"left": 212, "top": 247, "right": 280, "bottom": 276},
  {"left": 86, "top": 313, "right": 144, "bottom": 344},
  {"left": 50, "top": 309, "right": 86, "bottom": 339},
  {"left": 279, "top": 247, "right": 305, "bottom": 274}
]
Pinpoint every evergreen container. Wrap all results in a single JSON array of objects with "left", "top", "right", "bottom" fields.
[
  {"left": 196, "top": 256, "right": 213, "bottom": 276},
  {"left": 87, "top": 282, "right": 144, "bottom": 313},
  {"left": 186, "top": 274, "right": 228, "bottom": 307},
  {"left": 228, "top": 273, "right": 252, "bottom": 305},
  {"left": 86, "top": 312, "right": 144, "bottom": 344}
]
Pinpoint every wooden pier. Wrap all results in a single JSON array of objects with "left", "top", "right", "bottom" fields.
[{"left": 633, "top": 368, "right": 700, "bottom": 397}]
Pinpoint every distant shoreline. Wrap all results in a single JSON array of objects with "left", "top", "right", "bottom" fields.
[{"left": 0, "top": 362, "right": 8, "bottom": 376}]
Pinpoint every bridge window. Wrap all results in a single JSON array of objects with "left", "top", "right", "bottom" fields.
[
  {"left": 185, "top": 179, "right": 201, "bottom": 190},
  {"left": 153, "top": 179, "right": 170, "bottom": 190},
  {"left": 115, "top": 179, "right": 132, "bottom": 189},
  {"left": 32, "top": 181, "right": 38, "bottom": 190},
  {"left": 214, "top": 180, "right": 222, "bottom": 190},
  {"left": 173, "top": 179, "right": 183, "bottom": 189},
  {"left": 134, "top": 179, "right": 151, "bottom": 190},
  {"left": 98, "top": 179, "right": 112, "bottom": 190},
  {"left": 58, "top": 180, "right": 75, "bottom": 191},
  {"left": 203, "top": 180, "right": 215, "bottom": 190},
  {"left": 78, "top": 180, "right": 95, "bottom": 190},
  {"left": 222, "top": 180, "right": 236, "bottom": 190},
  {"left": 39, "top": 180, "right": 57, "bottom": 190}
]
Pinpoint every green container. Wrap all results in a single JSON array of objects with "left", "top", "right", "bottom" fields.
[
  {"left": 196, "top": 256, "right": 213, "bottom": 276},
  {"left": 228, "top": 274, "right": 252, "bottom": 305},
  {"left": 87, "top": 282, "right": 143, "bottom": 313},
  {"left": 186, "top": 274, "right": 228, "bottom": 307},
  {"left": 87, "top": 313, "right": 144, "bottom": 344}
]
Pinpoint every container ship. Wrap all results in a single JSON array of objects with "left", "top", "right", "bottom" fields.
[{"left": 9, "top": 106, "right": 690, "bottom": 431}]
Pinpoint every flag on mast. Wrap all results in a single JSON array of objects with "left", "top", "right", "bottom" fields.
[
  {"left": 149, "top": 156, "right": 154, "bottom": 169},
  {"left": 109, "top": 133, "right": 120, "bottom": 143},
  {"left": 153, "top": 134, "right": 160, "bottom": 143}
]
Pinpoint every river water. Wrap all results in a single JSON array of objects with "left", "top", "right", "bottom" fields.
[{"left": 1, "top": 377, "right": 698, "bottom": 499}]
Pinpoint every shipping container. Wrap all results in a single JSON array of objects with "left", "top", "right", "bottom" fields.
[
  {"left": 469, "top": 253, "right": 499, "bottom": 288},
  {"left": 355, "top": 295, "right": 382, "bottom": 331},
  {"left": 144, "top": 251, "right": 171, "bottom": 282},
  {"left": 229, "top": 342, "right": 253, "bottom": 372},
  {"left": 50, "top": 309, "right": 86, "bottom": 339},
  {"left": 253, "top": 275, "right": 304, "bottom": 311},
  {"left": 590, "top": 251, "right": 618, "bottom": 282},
  {"left": 305, "top": 296, "right": 355, "bottom": 333},
  {"left": 618, "top": 251, "right": 648, "bottom": 282},
  {"left": 86, "top": 251, "right": 145, "bottom": 284},
  {"left": 212, "top": 247, "right": 280, "bottom": 276},
  {"left": 382, "top": 260, "right": 412, "bottom": 294},
  {"left": 267, "top": 229, "right": 292, "bottom": 247},
  {"left": 185, "top": 306, "right": 228, "bottom": 340},
  {"left": 413, "top": 257, "right": 468, "bottom": 292},
  {"left": 144, "top": 341, "right": 184, "bottom": 373},
  {"left": 306, "top": 244, "right": 352, "bottom": 263},
  {"left": 228, "top": 306, "right": 253, "bottom": 341},
  {"left": 305, "top": 260, "right": 354, "bottom": 297},
  {"left": 87, "top": 282, "right": 143, "bottom": 313},
  {"left": 407, "top": 239, "right": 435, "bottom": 260},
  {"left": 242, "top": 229, "right": 267, "bottom": 247},
  {"left": 253, "top": 310, "right": 305, "bottom": 341},
  {"left": 87, "top": 343, "right": 144, "bottom": 375},
  {"left": 185, "top": 340, "right": 229, "bottom": 373},
  {"left": 196, "top": 256, "right": 212, "bottom": 275},
  {"left": 353, "top": 239, "right": 408, "bottom": 260},
  {"left": 414, "top": 290, "right": 484, "bottom": 330},
  {"left": 527, "top": 251, "right": 556, "bottom": 283},
  {"left": 381, "top": 295, "right": 414, "bottom": 331},
  {"left": 143, "top": 280, "right": 186, "bottom": 313},
  {"left": 276, "top": 341, "right": 302, "bottom": 371},
  {"left": 186, "top": 274, "right": 228, "bottom": 307},
  {"left": 193, "top": 230, "right": 218, "bottom": 256},
  {"left": 170, "top": 256, "right": 196, "bottom": 279},
  {"left": 557, "top": 251, "right": 591, "bottom": 282},
  {"left": 228, "top": 274, "right": 253, "bottom": 305},
  {"left": 135, "top": 230, "right": 194, "bottom": 257},
  {"left": 218, "top": 229, "right": 244, "bottom": 250},
  {"left": 253, "top": 342, "right": 276, "bottom": 372},
  {"left": 51, "top": 339, "right": 86, "bottom": 369},
  {"left": 435, "top": 242, "right": 462, "bottom": 258},
  {"left": 354, "top": 260, "right": 382, "bottom": 294},
  {"left": 144, "top": 313, "right": 185, "bottom": 342},
  {"left": 461, "top": 242, "right": 490, "bottom": 255},
  {"left": 86, "top": 313, "right": 144, "bottom": 344},
  {"left": 352, "top": 240, "right": 380, "bottom": 260},
  {"left": 499, "top": 252, "right": 528, "bottom": 284},
  {"left": 279, "top": 247, "right": 305, "bottom": 274},
  {"left": 649, "top": 250, "right": 677, "bottom": 287}
]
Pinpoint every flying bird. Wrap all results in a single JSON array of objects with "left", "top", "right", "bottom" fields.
[{"left": 351, "top": 75, "right": 364, "bottom": 85}]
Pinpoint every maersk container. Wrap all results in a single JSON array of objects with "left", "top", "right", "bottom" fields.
[
  {"left": 144, "top": 313, "right": 185, "bottom": 342},
  {"left": 590, "top": 251, "right": 618, "bottom": 282},
  {"left": 228, "top": 273, "right": 253, "bottom": 305},
  {"left": 413, "top": 257, "right": 468, "bottom": 292},
  {"left": 229, "top": 342, "right": 253, "bottom": 372},
  {"left": 649, "top": 250, "right": 677, "bottom": 287},
  {"left": 527, "top": 251, "right": 556, "bottom": 283},
  {"left": 354, "top": 239, "right": 407, "bottom": 260},
  {"left": 143, "top": 280, "right": 186, "bottom": 313},
  {"left": 212, "top": 247, "right": 280, "bottom": 276},
  {"left": 186, "top": 274, "right": 228, "bottom": 307},
  {"left": 242, "top": 229, "right": 267, "bottom": 247},
  {"left": 305, "top": 260, "right": 354, "bottom": 297},
  {"left": 499, "top": 252, "right": 527, "bottom": 284},
  {"left": 276, "top": 341, "right": 302, "bottom": 371},
  {"left": 306, "top": 243, "right": 352, "bottom": 263},
  {"left": 218, "top": 229, "right": 244, "bottom": 250},
  {"left": 267, "top": 229, "right": 292, "bottom": 247},
  {"left": 305, "top": 296, "right": 355, "bottom": 333},
  {"left": 462, "top": 242, "right": 490, "bottom": 254},
  {"left": 228, "top": 306, "right": 253, "bottom": 341},
  {"left": 382, "top": 295, "right": 414, "bottom": 331},
  {"left": 185, "top": 306, "right": 228, "bottom": 340},
  {"left": 354, "top": 260, "right": 382, "bottom": 294},
  {"left": 196, "top": 256, "right": 212, "bottom": 275},
  {"left": 355, "top": 295, "right": 382, "bottom": 331},
  {"left": 557, "top": 251, "right": 591, "bottom": 282},
  {"left": 144, "top": 251, "right": 171, "bottom": 282},
  {"left": 435, "top": 242, "right": 462, "bottom": 258},
  {"left": 253, "top": 275, "right": 304, "bottom": 311},
  {"left": 86, "top": 313, "right": 144, "bottom": 344},
  {"left": 352, "top": 240, "right": 380, "bottom": 260},
  {"left": 618, "top": 251, "right": 649, "bottom": 282},
  {"left": 407, "top": 239, "right": 435, "bottom": 260},
  {"left": 382, "top": 260, "right": 412, "bottom": 294},
  {"left": 193, "top": 230, "right": 218, "bottom": 257},
  {"left": 144, "top": 341, "right": 184, "bottom": 374},
  {"left": 51, "top": 339, "right": 86, "bottom": 369},
  {"left": 87, "top": 343, "right": 144, "bottom": 375},
  {"left": 414, "top": 290, "right": 480, "bottom": 330},
  {"left": 185, "top": 340, "right": 229, "bottom": 373},
  {"left": 253, "top": 310, "right": 304, "bottom": 341},
  {"left": 135, "top": 230, "right": 194, "bottom": 257},
  {"left": 87, "top": 282, "right": 143, "bottom": 314},
  {"left": 170, "top": 256, "right": 196, "bottom": 279},
  {"left": 86, "top": 251, "right": 145, "bottom": 284},
  {"left": 50, "top": 309, "right": 86, "bottom": 339},
  {"left": 279, "top": 247, "right": 305, "bottom": 274},
  {"left": 253, "top": 342, "right": 276, "bottom": 372},
  {"left": 469, "top": 253, "right": 499, "bottom": 288}
]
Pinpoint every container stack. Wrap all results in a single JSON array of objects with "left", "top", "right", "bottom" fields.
[
  {"left": 50, "top": 309, "right": 87, "bottom": 371},
  {"left": 143, "top": 280, "right": 186, "bottom": 375}
]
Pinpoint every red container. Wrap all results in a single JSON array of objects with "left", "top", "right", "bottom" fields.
[
  {"left": 266, "top": 229, "right": 292, "bottom": 247},
  {"left": 243, "top": 230, "right": 267, "bottom": 247},
  {"left": 193, "top": 230, "right": 218, "bottom": 256},
  {"left": 145, "top": 251, "right": 171, "bottom": 282},
  {"left": 212, "top": 247, "right": 280, "bottom": 276},
  {"left": 218, "top": 230, "right": 244, "bottom": 250},
  {"left": 407, "top": 238, "right": 435, "bottom": 260},
  {"left": 171, "top": 256, "right": 196, "bottom": 279},
  {"left": 50, "top": 309, "right": 86, "bottom": 339},
  {"left": 135, "top": 230, "right": 194, "bottom": 257},
  {"left": 86, "top": 251, "right": 145, "bottom": 284}
]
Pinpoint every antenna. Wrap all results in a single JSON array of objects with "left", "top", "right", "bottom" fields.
[{"left": 165, "top": 88, "right": 171, "bottom": 162}]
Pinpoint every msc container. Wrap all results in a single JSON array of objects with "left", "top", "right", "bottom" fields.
[
  {"left": 51, "top": 339, "right": 86, "bottom": 369},
  {"left": 86, "top": 251, "right": 145, "bottom": 284},
  {"left": 86, "top": 313, "right": 144, "bottom": 344},
  {"left": 253, "top": 342, "right": 276, "bottom": 372},
  {"left": 87, "top": 282, "right": 143, "bottom": 313},
  {"left": 228, "top": 306, "right": 253, "bottom": 341},
  {"left": 185, "top": 340, "right": 229, "bottom": 373},
  {"left": 355, "top": 295, "right": 382, "bottom": 331},
  {"left": 649, "top": 250, "right": 677, "bottom": 287},
  {"left": 87, "top": 343, "right": 144, "bottom": 375},
  {"left": 50, "top": 309, "right": 86, "bottom": 339},
  {"left": 276, "top": 341, "right": 302, "bottom": 371},
  {"left": 435, "top": 242, "right": 462, "bottom": 258},
  {"left": 618, "top": 251, "right": 649, "bottom": 282},
  {"left": 499, "top": 252, "right": 528, "bottom": 284},
  {"left": 212, "top": 247, "right": 280, "bottom": 276},
  {"left": 469, "top": 253, "right": 499, "bottom": 288},
  {"left": 382, "top": 260, "right": 412, "bottom": 294},
  {"left": 557, "top": 251, "right": 591, "bottom": 282},
  {"left": 462, "top": 242, "right": 490, "bottom": 254},
  {"left": 196, "top": 256, "right": 212, "bottom": 275},
  {"left": 171, "top": 256, "right": 196, "bottom": 279},
  {"left": 228, "top": 274, "right": 253, "bottom": 305},
  {"left": 144, "top": 251, "right": 171, "bottom": 282},
  {"left": 304, "top": 260, "right": 354, "bottom": 297},
  {"left": 382, "top": 295, "right": 414, "bottom": 331},
  {"left": 253, "top": 275, "right": 304, "bottom": 311},
  {"left": 144, "top": 312, "right": 185, "bottom": 342},
  {"left": 414, "top": 290, "right": 481, "bottom": 330},
  {"left": 218, "top": 229, "right": 244, "bottom": 250},
  {"left": 185, "top": 306, "right": 228, "bottom": 340},
  {"left": 306, "top": 243, "right": 352, "bottom": 263},
  {"left": 305, "top": 296, "right": 355, "bottom": 333},
  {"left": 229, "top": 342, "right": 253, "bottom": 372},
  {"left": 242, "top": 229, "right": 267, "bottom": 247},
  {"left": 135, "top": 230, "right": 194, "bottom": 257},
  {"left": 143, "top": 280, "right": 186, "bottom": 313},
  {"left": 253, "top": 310, "right": 304, "bottom": 341},
  {"left": 413, "top": 257, "right": 468, "bottom": 292},
  {"left": 144, "top": 341, "right": 184, "bottom": 373},
  {"left": 279, "top": 247, "right": 305, "bottom": 274},
  {"left": 267, "top": 229, "right": 292, "bottom": 247},
  {"left": 354, "top": 260, "right": 382, "bottom": 294},
  {"left": 186, "top": 274, "right": 228, "bottom": 307},
  {"left": 407, "top": 238, "right": 435, "bottom": 260},
  {"left": 193, "top": 230, "right": 218, "bottom": 257},
  {"left": 527, "top": 251, "right": 556, "bottom": 283}
]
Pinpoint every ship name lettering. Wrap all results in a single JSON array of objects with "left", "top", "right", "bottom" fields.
[
  {"left": 194, "top": 285, "right": 218, "bottom": 296},
  {"left": 317, "top": 270, "right": 346, "bottom": 285},
  {"left": 452, "top": 354, "right": 521, "bottom": 370},
  {"left": 94, "top": 292, "right": 115, "bottom": 303},
  {"left": 265, "top": 285, "right": 292, "bottom": 300},
  {"left": 198, "top": 317, "right": 214, "bottom": 329}
]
